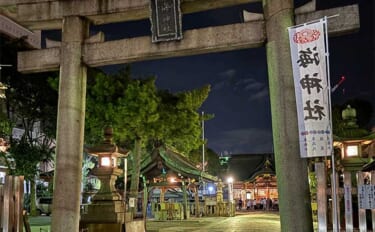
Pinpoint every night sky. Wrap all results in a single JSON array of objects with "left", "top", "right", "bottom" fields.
[{"left": 44, "top": 0, "right": 374, "bottom": 155}]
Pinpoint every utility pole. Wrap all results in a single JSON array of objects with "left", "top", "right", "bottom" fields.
[
  {"left": 202, "top": 111, "right": 205, "bottom": 173},
  {"left": 201, "top": 111, "right": 206, "bottom": 195}
]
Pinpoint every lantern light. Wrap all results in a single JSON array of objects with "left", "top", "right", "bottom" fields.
[
  {"left": 100, "top": 156, "right": 111, "bottom": 167},
  {"left": 346, "top": 145, "right": 359, "bottom": 157},
  {"left": 84, "top": 127, "right": 128, "bottom": 201}
]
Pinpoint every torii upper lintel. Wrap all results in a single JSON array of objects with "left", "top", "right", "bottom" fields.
[{"left": 16, "top": 4, "right": 359, "bottom": 73}]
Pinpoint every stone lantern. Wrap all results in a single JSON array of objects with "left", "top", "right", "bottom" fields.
[
  {"left": 333, "top": 105, "right": 375, "bottom": 171},
  {"left": 80, "top": 127, "right": 129, "bottom": 232},
  {"left": 342, "top": 105, "right": 358, "bottom": 129}
]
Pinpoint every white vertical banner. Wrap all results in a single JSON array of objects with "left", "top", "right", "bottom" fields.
[{"left": 288, "top": 18, "right": 332, "bottom": 158}]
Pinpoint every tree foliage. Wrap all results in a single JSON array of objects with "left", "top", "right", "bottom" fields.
[
  {"left": 85, "top": 67, "right": 158, "bottom": 146},
  {"left": 1, "top": 38, "right": 57, "bottom": 173},
  {"left": 85, "top": 66, "right": 213, "bottom": 208},
  {"left": 189, "top": 148, "right": 221, "bottom": 176},
  {"left": 157, "top": 86, "right": 212, "bottom": 155},
  {"left": 85, "top": 66, "right": 212, "bottom": 155},
  {"left": 1, "top": 36, "right": 58, "bottom": 215}
]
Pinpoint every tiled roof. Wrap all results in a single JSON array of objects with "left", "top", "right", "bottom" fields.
[{"left": 139, "top": 146, "right": 218, "bottom": 182}]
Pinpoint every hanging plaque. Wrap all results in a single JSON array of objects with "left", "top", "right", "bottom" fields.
[{"left": 150, "top": 0, "right": 183, "bottom": 43}]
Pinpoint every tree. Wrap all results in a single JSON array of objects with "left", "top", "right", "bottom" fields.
[
  {"left": 156, "top": 86, "right": 213, "bottom": 155},
  {"left": 0, "top": 36, "right": 58, "bottom": 215},
  {"left": 85, "top": 66, "right": 212, "bottom": 215},
  {"left": 86, "top": 67, "right": 159, "bottom": 215},
  {"left": 5, "top": 73, "right": 57, "bottom": 215},
  {"left": 189, "top": 148, "right": 221, "bottom": 176}
]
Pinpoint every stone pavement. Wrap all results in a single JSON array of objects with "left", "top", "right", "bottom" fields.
[{"left": 145, "top": 211, "right": 281, "bottom": 232}]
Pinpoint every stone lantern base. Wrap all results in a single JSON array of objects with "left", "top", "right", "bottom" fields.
[
  {"left": 80, "top": 201, "right": 145, "bottom": 232},
  {"left": 81, "top": 200, "right": 125, "bottom": 224},
  {"left": 80, "top": 200, "right": 125, "bottom": 232}
]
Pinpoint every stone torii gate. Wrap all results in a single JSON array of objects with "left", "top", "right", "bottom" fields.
[{"left": 0, "top": 0, "right": 359, "bottom": 231}]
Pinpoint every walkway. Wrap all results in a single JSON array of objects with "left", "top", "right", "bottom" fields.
[
  {"left": 146, "top": 211, "right": 281, "bottom": 232},
  {"left": 28, "top": 211, "right": 281, "bottom": 231}
]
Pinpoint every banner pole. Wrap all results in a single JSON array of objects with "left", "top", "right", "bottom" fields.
[
  {"left": 331, "top": 152, "right": 339, "bottom": 231},
  {"left": 123, "top": 157, "right": 128, "bottom": 226},
  {"left": 324, "top": 15, "right": 339, "bottom": 232}
]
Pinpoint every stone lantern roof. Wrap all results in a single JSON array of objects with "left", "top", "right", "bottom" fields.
[
  {"left": 85, "top": 127, "right": 128, "bottom": 158},
  {"left": 334, "top": 104, "right": 375, "bottom": 141}
]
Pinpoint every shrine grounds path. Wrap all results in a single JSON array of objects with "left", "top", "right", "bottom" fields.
[
  {"left": 29, "top": 211, "right": 336, "bottom": 231},
  {"left": 146, "top": 211, "right": 281, "bottom": 232},
  {"left": 29, "top": 211, "right": 281, "bottom": 232},
  {"left": 29, "top": 211, "right": 360, "bottom": 231}
]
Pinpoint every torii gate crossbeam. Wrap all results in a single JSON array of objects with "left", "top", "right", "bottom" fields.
[{"left": 16, "top": 4, "right": 359, "bottom": 73}]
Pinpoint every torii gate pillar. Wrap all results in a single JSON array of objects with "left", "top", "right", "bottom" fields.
[
  {"left": 51, "top": 16, "right": 88, "bottom": 232},
  {"left": 263, "top": 0, "right": 313, "bottom": 231}
]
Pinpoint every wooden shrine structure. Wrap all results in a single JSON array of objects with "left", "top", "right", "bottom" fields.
[{"left": 134, "top": 146, "right": 220, "bottom": 220}]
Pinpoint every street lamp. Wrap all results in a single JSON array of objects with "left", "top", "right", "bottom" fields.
[
  {"left": 227, "top": 177, "right": 234, "bottom": 216},
  {"left": 227, "top": 177, "right": 233, "bottom": 202},
  {"left": 208, "top": 186, "right": 214, "bottom": 195}
]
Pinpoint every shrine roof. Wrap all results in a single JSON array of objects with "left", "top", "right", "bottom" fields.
[
  {"left": 333, "top": 132, "right": 375, "bottom": 142},
  {"left": 138, "top": 146, "right": 218, "bottom": 183},
  {"left": 224, "top": 153, "right": 275, "bottom": 182}
]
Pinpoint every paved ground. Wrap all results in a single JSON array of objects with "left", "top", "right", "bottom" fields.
[
  {"left": 146, "top": 211, "right": 281, "bottom": 232},
  {"left": 28, "top": 211, "right": 280, "bottom": 232},
  {"left": 27, "top": 215, "right": 51, "bottom": 232},
  {"left": 29, "top": 212, "right": 352, "bottom": 231}
]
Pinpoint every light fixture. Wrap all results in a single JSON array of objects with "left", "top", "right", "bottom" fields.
[
  {"left": 341, "top": 142, "right": 361, "bottom": 159},
  {"left": 226, "top": 176, "right": 235, "bottom": 216},
  {"left": 208, "top": 186, "right": 214, "bottom": 194},
  {"left": 100, "top": 156, "right": 111, "bottom": 167},
  {"left": 346, "top": 145, "right": 359, "bottom": 157},
  {"left": 98, "top": 154, "right": 119, "bottom": 168}
]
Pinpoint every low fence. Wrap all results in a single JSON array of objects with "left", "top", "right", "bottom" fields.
[
  {"left": 315, "top": 162, "right": 374, "bottom": 232},
  {"left": 149, "top": 200, "right": 235, "bottom": 220},
  {"left": 0, "top": 175, "right": 24, "bottom": 232}
]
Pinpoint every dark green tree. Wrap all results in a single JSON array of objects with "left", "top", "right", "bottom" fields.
[
  {"left": 0, "top": 36, "right": 58, "bottom": 215},
  {"left": 156, "top": 86, "right": 212, "bottom": 155},
  {"left": 85, "top": 66, "right": 213, "bottom": 215},
  {"left": 85, "top": 67, "right": 159, "bottom": 215},
  {"left": 189, "top": 148, "right": 221, "bottom": 176},
  {"left": 4, "top": 73, "right": 57, "bottom": 216}
]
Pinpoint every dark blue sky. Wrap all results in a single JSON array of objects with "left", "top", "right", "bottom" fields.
[{"left": 73, "top": 0, "right": 373, "bottom": 155}]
